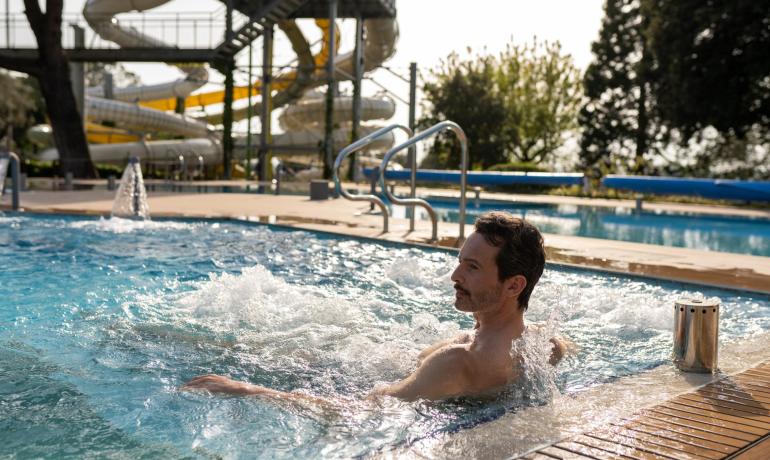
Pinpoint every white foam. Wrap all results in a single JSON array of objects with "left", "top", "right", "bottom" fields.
[{"left": 69, "top": 216, "right": 198, "bottom": 234}]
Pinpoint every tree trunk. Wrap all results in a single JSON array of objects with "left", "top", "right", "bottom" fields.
[{"left": 24, "top": 0, "right": 96, "bottom": 178}]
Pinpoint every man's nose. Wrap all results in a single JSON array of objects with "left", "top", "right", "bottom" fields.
[{"left": 450, "top": 265, "right": 462, "bottom": 283}]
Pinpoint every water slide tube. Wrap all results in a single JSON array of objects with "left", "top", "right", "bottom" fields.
[
  {"left": 29, "top": 1, "right": 399, "bottom": 165},
  {"left": 602, "top": 175, "right": 770, "bottom": 202},
  {"left": 364, "top": 169, "right": 585, "bottom": 187}
]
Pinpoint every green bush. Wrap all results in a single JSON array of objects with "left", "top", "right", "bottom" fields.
[{"left": 487, "top": 161, "right": 548, "bottom": 173}]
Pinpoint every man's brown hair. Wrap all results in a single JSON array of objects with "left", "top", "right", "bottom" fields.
[{"left": 473, "top": 212, "right": 546, "bottom": 310}]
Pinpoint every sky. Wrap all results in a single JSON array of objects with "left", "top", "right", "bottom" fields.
[{"left": 3, "top": 0, "right": 605, "bottom": 142}]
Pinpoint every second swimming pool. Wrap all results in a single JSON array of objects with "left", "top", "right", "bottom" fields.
[{"left": 390, "top": 197, "right": 770, "bottom": 257}]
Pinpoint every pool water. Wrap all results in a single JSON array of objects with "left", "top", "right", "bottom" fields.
[
  {"left": 392, "top": 198, "right": 770, "bottom": 257},
  {"left": 2, "top": 213, "right": 770, "bottom": 458}
]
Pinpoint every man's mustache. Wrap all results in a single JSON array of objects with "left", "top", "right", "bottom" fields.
[{"left": 454, "top": 284, "right": 469, "bottom": 295}]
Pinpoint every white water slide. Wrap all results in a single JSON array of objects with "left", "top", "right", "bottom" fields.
[{"left": 30, "top": 0, "right": 399, "bottom": 166}]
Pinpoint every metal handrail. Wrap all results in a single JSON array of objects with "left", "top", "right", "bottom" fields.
[
  {"left": 379, "top": 121, "right": 469, "bottom": 243},
  {"left": 0, "top": 152, "right": 21, "bottom": 211},
  {"left": 333, "top": 124, "right": 414, "bottom": 234}
]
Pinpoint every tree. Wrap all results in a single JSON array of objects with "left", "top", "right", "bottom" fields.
[
  {"left": 0, "top": 71, "right": 46, "bottom": 151},
  {"left": 0, "top": 0, "right": 96, "bottom": 178},
  {"left": 578, "top": 0, "right": 661, "bottom": 175},
  {"left": 85, "top": 62, "right": 141, "bottom": 88},
  {"left": 419, "top": 52, "right": 508, "bottom": 169},
  {"left": 497, "top": 39, "right": 582, "bottom": 164},
  {"left": 419, "top": 41, "right": 582, "bottom": 170},
  {"left": 644, "top": 0, "right": 770, "bottom": 140}
]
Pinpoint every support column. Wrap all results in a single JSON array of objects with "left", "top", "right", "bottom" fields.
[
  {"left": 221, "top": 0, "right": 234, "bottom": 179},
  {"left": 245, "top": 40, "right": 253, "bottom": 180},
  {"left": 322, "top": 0, "right": 337, "bottom": 179},
  {"left": 259, "top": 25, "right": 273, "bottom": 187},
  {"left": 69, "top": 24, "right": 85, "bottom": 121},
  {"left": 103, "top": 71, "right": 114, "bottom": 99},
  {"left": 347, "top": 14, "right": 364, "bottom": 181},
  {"left": 408, "top": 62, "right": 417, "bottom": 231}
]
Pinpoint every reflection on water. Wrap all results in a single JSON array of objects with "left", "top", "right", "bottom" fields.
[{"left": 393, "top": 199, "right": 770, "bottom": 257}]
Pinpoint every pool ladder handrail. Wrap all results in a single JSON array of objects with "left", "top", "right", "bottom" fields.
[
  {"left": 333, "top": 124, "right": 414, "bottom": 234},
  {"left": 379, "top": 120, "right": 469, "bottom": 243},
  {"left": 0, "top": 151, "right": 20, "bottom": 211}
]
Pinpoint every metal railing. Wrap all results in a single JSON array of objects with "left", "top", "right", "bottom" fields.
[
  {"left": 333, "top": 124, "right": 414, "bottom": 234},
  {"left": 0, "top": 152, "right": 21, "bottom": 211},
  {"left": 0, "top": 12, "right": 228, "bottom": 49},
  {"left": 379, "top": 120, "right": 469, "bottom": 243}
]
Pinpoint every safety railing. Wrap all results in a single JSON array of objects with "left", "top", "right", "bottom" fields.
[
  {"left": 379, "top": 120, "right": 469, "bottom": 243},
  {"left": 333, "top": 124, "right": 414, "bottom": 234},
  {"left": 0, "top": 152, "right": 21, "bottom": 211}
]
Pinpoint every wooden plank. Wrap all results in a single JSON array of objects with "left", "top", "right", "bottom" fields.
[
  {"left": 585, "top": 428, "right": 707, "bottom": 460},
  {"left": 570, "top": 434, "right": 671, "bottom": 460},
  {"left": 655, "top": 403, "right": 766, "bottom": 439},
  {"left": 669, "top": 398, "right": 770, "bottom": 425},
  {"left": 689, "top": 390, "right": 770, "bottom": 412},
  {"left": 723, "top": 379, "right": 770, "bottom": 397},
  {"left": 730, "top": 375, "right": 770, "bottom": 390},
  {"left": 664, "top": 401, "right": 770, "bottom": 430},
  {"left": 616, "top": 419, "right": 737, "bottom": 454},
  {"left": 741, "top": 370, "right": 770, "bottom": 384},
  {"left": 679, "top": 393, "right": 770, "bottom": 416},
  {"left": 698, "top": 386, "right": 770, "bottom": 405},
  {"left": 539, "top": 445, "right": 598, "bottom": 459},
  {"left": 552, "top": 440, "right": 627, "bottom": 460},
  {"left": 733, "top": 434, "right": 770, "bottom": 460},
  {"left": 643, "top": 408, "right": 759, "bottom": 442},
  {"left": 742, "top": 368, "right": 770, "bottom": 378},
  {"left": 601, "top": 424, "right": 722, "bottom": 460},
  {"left": 628, "top": 413, "right": 748, "bottom": 448}
]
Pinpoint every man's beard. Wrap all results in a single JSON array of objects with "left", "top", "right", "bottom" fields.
[{"left": 453, "top": 282, "right": 504, "bottom": 312}]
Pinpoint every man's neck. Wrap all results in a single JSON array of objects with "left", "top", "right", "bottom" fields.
[{"left": 473, "top": 302, "right": 526, "bottom": 341}]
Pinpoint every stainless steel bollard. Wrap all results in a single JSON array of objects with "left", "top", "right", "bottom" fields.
[{"left": 673, "top": 298, "right": 720, "bottom": 373}]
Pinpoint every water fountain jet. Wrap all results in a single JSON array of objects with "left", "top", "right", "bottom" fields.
[{"left": 111, "top": 156, "right": 150, "bottom": 219}]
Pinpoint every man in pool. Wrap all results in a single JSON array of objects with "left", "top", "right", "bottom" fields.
[{"left": 183, "top": 211, "right": 566, "bottom": 402}]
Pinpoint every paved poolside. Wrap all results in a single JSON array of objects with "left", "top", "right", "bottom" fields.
[{"left": 3, "top": 187, "right": 769, "bottom": 295}]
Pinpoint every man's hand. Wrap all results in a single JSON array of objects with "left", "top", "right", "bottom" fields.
[{"left": 181, "top": 374, "right": 261, "bottom": 396}]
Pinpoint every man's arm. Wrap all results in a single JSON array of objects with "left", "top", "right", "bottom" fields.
[
  {"left": 181, "top": 374, "right": 333, "bottom": 407},
  {"left": 373, "top": 346, "right": 476, "bottom": 401}
]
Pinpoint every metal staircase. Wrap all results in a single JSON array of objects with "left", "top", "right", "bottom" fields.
[{"left": 212, "top": 0, "right": 307, "bottom": 70}]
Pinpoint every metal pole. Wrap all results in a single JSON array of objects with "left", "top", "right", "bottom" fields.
[
  {"left": 103, "top": 71, "right": 114, "bottom": 99},
  {"left": 5, "top": 0, "right": 10, "bottom": 47},
  {"left": 348, "top": 14, "right": 364, "bottom": 181},
  {"left": 408, "top": 62, "right": 417, "bottom": 232},
  {"left": 69, "top": 24, "right": 85, "bottom": 121},
  {"left": 246, "top": 40, "right": 253, "bottom": 180},
  {"left": 221, "top": 0, "right": 234, "bottom": 179},
  {"left": 9, "top": 152, "right": 20, "bottom": 211},
  {"left": 259, "top": 25, "right": 273, "bottom": 188},
  {"left": 322, "top": 0, "right": 337, "bottom": 179}
]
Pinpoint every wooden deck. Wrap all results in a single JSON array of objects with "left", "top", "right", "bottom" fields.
[{"left": 518, "top": 361, "right": 770, "bottom": 460}]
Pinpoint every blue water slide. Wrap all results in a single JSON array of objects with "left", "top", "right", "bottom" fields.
[
  {"left": 601, "top": 175, "right": 770, "bottom": 202},
  {"left": 363, "top": 168, "right": 584, "bottom": 186}
]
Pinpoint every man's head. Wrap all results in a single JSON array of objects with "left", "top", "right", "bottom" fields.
[{"left": 450, "top": 212, "right": 546, "bottom": 313}]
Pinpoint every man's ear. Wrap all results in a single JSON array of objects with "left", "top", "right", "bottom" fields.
[{"left": 503, "top": 275, "right": 527, "bottom": 300}]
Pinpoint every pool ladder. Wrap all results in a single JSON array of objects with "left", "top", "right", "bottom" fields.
[
  {"left": 0, "top": 151, "right": 21, "bottom": 211},
  {"left": 333, "top": 121, "right": 469, "bottom": 244}
]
